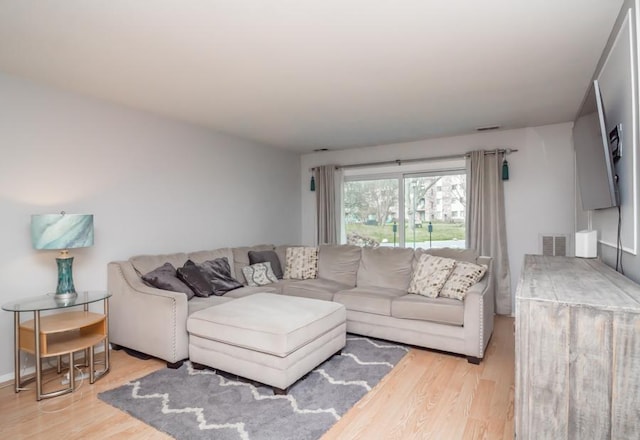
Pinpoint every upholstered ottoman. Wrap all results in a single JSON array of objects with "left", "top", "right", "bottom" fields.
[{"left": 187, "top": 293, "right": 346, "bottom": 393}]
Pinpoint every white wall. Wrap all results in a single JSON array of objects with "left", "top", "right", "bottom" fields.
[
  {"left": 0, "top": 73, "right": 301, "bottom": 380},
  {"left": 301, "top": 122, "right": 576, "bottom": 312}
]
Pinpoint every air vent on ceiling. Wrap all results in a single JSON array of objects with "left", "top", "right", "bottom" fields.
[
  {"left": 539, "top": 233, "right": 570, "bottom": 257},
  {"left": 476, "top": 125, "right": 501, "bottom": 132},
  {"left": 313, "top": 148, "right": 329, "bottom": 152}
]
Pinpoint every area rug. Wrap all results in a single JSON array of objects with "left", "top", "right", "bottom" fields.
[{"left": 99, "top": 336, "right": 408, "bottom": 440}]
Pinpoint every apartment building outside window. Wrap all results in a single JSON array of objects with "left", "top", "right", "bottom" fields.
[{"left": 342, "top": 161, "right": 466, "bottom": 249}]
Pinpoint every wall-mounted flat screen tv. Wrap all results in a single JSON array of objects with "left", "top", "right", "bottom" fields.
[{"left": 573, "top": 79, "right": 619, "bottom": 210}]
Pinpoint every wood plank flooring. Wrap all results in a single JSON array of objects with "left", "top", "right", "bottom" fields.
[{"left": 0, "top": 316, "right": 514, "bottom": 439}]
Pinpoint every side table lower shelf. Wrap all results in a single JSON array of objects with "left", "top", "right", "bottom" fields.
[{"left": 14, "top": 307, "right": 111, "bottom": 400}]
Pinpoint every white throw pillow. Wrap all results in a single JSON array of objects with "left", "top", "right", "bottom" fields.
[
  {"left": 440, "top": 261, "right": 487, "bottom": 300},
  {"left": 283, "top": 247, "right": 318, "bottom": 280},
  {"left": 408, "top": 254, "right": 456, "bottom": 297},
  {"left": 242, "top": 262, "right": 278, "bottom": 287}
]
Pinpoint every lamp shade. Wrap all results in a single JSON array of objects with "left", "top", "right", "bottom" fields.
[{"left": 31, "top": 214, "right": 94, "bottom": 250}]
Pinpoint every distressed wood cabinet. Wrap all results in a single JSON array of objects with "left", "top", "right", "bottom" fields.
[{"left": 516, "top": 255, "right": 640, "bottom": 439}]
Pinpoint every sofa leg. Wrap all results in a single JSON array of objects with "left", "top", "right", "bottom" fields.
[
  {"left": 191, "top": 362, "right": 207, "bottom": 370},
  {"left": 166, "top": 360, "right": 184, "bottom": 369},
  {"left": 122, "top": 347, "right": 152, "bottom": 360},
  {"left": 467, "top": 356, "right": 481, "bottom": 365},
  {"left": 110, "top": 343, "right": 124, "bottom": 351}
]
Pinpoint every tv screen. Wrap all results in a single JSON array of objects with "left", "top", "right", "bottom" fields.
[{"left": 573, "top": 80, "right": 619, "bottom": 210}]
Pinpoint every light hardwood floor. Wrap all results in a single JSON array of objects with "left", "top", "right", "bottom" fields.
[{"left": 0, "top": 316, "right": 514, "bottom": 439}]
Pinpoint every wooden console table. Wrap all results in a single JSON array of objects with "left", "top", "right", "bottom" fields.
[
  {"left": 515, "top": 255, "right": 640, "bottom": 439},
  {"left": 1, "top": 291, "right": 111, "bottom": 400}
]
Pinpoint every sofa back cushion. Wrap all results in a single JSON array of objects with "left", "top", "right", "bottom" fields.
[
  {"left": 275, "top": 244, "right": 297, "bottom": 271},
  {"left": 130, "top": 252, "right": 189, "bottom": 276},
  {"left": 318, "top": 245, "right": 361, "bottom": 287},
  {"left": 356, "top": 247, "right": 415, "bottom": 290},
  {"left": 414, "top": 247, "right": 479, "bottom": 270},
  {"left": 232, "top": 244, "right": 275, "bottom": 284},
  {"left": 188, "top": 248, "right": 235, "bottom": 277}
]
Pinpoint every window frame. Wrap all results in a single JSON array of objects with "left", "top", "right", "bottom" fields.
[{"left": 342, "top": 160, "right": 467, "bottom": 248}]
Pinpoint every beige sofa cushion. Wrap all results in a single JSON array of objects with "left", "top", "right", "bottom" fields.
[
  {"left": 232, "top": 244, "right": 275, "bottom": 284},
  {"left": 334, "top": 286, "right": 406, "bottom": 316},
  {"left": 318, "top": 245, "right": 361, "bottom": 287},
  {"left": 356, "top": 247, "right": 415, "bottom": 290},
  {"left": 415, "top": 247, "right": 479, "bottom": 268},
  {"left": 282, "top": 278, "right": 351, "bottom": 302},
  {"left": 391, "top": 294, "right": 464, "bottom": 326},
  {"left": 408, "top": 254, "right": 456, "bottom": 298},
  {"left": 130, "top": 252, "right": 189, "bottom": 276},
  {"left": 186, "top": 293, "right": 346, "bottom": 357},
  {"left": 188, "top": 248, "right": 236, "bottom": 276}
]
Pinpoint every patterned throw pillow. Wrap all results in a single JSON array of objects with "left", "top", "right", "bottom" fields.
[
  {"left": 249, "top": 250, "right": 284, "bottom": 279},
  {"left": 283, "top": 247, "right": 318, "bottom": 280},
  {"left": 408, "top": 254, "right": 456, "bottom": 298},
  {"left": 242, "top": 262, "right": 278, "bottom": 287},
  {"left": 440, "top": 261, "right": 487, "bottom": 300}
]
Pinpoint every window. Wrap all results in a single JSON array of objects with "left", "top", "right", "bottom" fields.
[
  {"left": 342, "top": 161, "right": 466, "bottom": 249},
  {"left": 343, "top": 178, "right": 399, "bottom": 247}
]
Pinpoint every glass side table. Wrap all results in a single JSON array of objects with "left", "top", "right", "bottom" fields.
[{"left": 1, "top": 291, "right": 111, "bottom": 400}]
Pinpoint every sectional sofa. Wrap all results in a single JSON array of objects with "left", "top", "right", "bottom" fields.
[{"left": 107, "top": 244, "right": 494, "bottom": 368}]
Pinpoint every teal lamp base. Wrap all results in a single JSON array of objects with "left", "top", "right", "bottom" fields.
[{"left": 56, "top": 253, "right": 77, "bottom": 298}]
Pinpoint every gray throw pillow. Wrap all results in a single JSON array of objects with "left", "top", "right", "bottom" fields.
[
  {"left": 177, "top": 261, "right": 215, "bottom": 297},
  {"left": 198, "top": 257, "right": 243, "bottom": 296},
  {"left": 142, "top": 262, "right": 195, "bottom": 300},
  {"left": 249, "top": 250, "right": 284, "bottom": 279}
]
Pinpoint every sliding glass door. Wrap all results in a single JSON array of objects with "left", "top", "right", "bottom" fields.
[
  {"left": 343, "top": 169, "right": 466, "bottom": 249},
  {"left": 403, "top": 173, "right": 466, "bottom": 249},
  {"left": 343, "top": 177, "right": 399, "bottom": 247}
]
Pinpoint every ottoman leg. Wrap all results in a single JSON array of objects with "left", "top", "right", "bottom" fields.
[
  {"left": 273, "top": 386, "right": 288, "bottom": 396},
  {"left": 191, "top": 362, "right": 207, "bottom": 370}
]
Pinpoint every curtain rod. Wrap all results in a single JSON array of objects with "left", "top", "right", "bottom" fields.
[{"left": 310, "top": 148, "right": 518, "bottom": 171}]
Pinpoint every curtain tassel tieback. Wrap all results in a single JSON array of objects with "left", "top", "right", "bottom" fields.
[{"left": 502, "top": 158, "right": 509, "bottom": 181}]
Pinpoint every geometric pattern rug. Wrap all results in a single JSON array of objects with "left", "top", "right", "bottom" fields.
[{"left": 98, "top": 335, "right": 409, "bottom": 440}]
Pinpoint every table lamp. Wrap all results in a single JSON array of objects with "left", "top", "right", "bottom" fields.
[{"left": 30, "top": 212, "right": 94, "bottom": 299}]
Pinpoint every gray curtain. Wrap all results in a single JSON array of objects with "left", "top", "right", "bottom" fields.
[
  {"left": 315, "top": 165, "right": 340, "bottom": 244},
  {"left": 466, "top": 150, "right": 512, "bottom": 315}
]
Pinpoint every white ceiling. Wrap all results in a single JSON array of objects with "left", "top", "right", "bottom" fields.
[{"left": 0, "top": 1, "right": 624, "bottom": 152}]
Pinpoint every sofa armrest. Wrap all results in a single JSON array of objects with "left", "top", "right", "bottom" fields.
[
  {"left": 463, "top": 257, "right": 495, "bottom": 359},
  {"left": 108, "top": 261, "right": 189, "bottom": 363}
]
